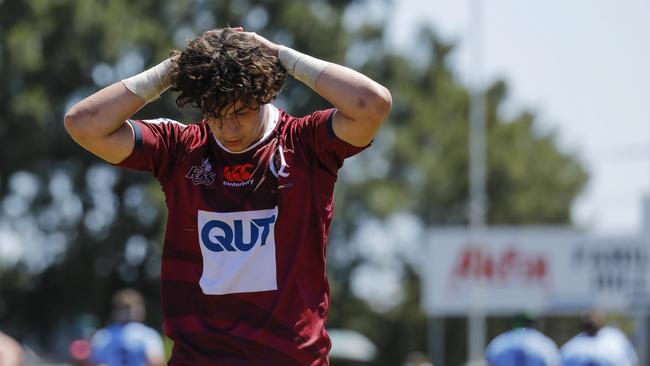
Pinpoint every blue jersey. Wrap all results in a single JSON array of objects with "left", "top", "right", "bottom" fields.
[
  {"left": 486, "top": 328, "right": 560, "bottom": 366},
  {"left": 560, "top": 326, "right": 637, "bottom": 366},
  {"left": 90, "top": 322, "right": 164, "bottom": 366}
]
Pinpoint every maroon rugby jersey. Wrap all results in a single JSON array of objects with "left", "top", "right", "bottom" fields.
[{"left": 115, "top": 105, "right": 366, "bottom": 365}]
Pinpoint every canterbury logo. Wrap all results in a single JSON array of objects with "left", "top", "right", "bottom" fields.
[{"left": 223, "top": 164, "right": 254, "bottom": 187}]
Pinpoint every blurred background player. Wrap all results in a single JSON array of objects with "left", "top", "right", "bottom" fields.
[
  {"left": 90, "top": 288, "right": 164, "bottom": 366},
  {"left": 485, "top": 313, "right": 560, "bottom": 366},
  {"left": 560, "top": 309, "right": 637, "bottom": 366},
  {"left": 0, "top": 329, "right": 23, "bottom": 366}
]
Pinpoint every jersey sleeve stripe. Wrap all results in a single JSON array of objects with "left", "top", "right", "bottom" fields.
[
  {"left": 127, "top": 119, "right": 143, "bottom": 150},
  {"left": 326, "top": 109, "right": 337, "bottom": 139}
]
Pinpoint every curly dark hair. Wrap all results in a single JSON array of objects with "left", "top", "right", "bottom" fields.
[{"left": 169, "top": 28, "right": 287, "bottom": 119}]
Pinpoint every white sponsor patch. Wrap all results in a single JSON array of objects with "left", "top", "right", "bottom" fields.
[{"left": 197, "top": 207, "right": 278, "bottom": 295}]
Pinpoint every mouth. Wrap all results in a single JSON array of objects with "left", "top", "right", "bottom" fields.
[{"left": 222, "top": 139, "right": 242, "bottom": 147}]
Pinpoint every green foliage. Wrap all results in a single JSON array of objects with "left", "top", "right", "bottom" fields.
[
  {"left": 334, "top": 30, "right": 587, "bottom": 227},
  {"left": 0, "top": 0, "right": 586, "bottom": 364}
]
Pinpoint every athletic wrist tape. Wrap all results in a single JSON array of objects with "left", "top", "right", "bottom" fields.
[
  {"left": 122, "top": 58, "right": 173, "bottom": 103},
  {"left": 277, "top": 46, "right": 328, "bottom": 89}
]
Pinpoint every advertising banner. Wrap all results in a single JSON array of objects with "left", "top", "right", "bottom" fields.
[{"left": 421, "top": 227, "right": 650, "bottom": 315}]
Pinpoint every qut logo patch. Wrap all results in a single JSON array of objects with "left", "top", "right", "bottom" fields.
[
  {"left": 201, "top": 214, "right": 275, "bottom": 252},
  {"left": 197, "top": 207, "right": 278, "bottom": 295}
]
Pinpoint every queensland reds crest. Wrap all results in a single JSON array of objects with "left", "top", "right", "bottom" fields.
[{"left": 186, "top": 158, "right": 217, "bottom": 186}]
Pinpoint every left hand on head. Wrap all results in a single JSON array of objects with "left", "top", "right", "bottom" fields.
[
  {"left": 202, "top": 27, "right": 280, "bottom": 57},
  {"left": 245, "top": 31, "right": 280, "bottom": 57}
]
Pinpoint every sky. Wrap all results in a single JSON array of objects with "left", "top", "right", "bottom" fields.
[{"left": 386, "top": 0, "right": 650, "bottom": 235}]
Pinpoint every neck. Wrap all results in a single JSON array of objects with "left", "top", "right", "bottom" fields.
[{"left": 256, "top": 104, "right": 268, "bottom": 140}]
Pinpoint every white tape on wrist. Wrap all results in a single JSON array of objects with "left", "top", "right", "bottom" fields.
[
  {"left": 277, "top": 46, "right": 328, "bottom": 89},
  {"left": 122, "top": 58, "right": 173, "bottom": 103}
]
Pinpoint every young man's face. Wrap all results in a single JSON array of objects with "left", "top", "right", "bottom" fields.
[{"left": 209, "top": 101, "right": 265, "bottom": 152}]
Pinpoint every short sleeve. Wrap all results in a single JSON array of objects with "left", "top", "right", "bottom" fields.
[
  {"left": 114, "top": 118, "right": 188, "bottom": 184},
  {"left": 621, "top": 332, "right": 638, "bottom": 364},
  {"left": 295, "top": 109, "right": 370, "bottom": 175},
  {"left": 484, "top": 333, "right": 504, "bottom": 365},
  {"left": 142, "top": 327, "right": 165, "bottom": 359},
  {"left": 89, "top": 328, "right": 111, "bottom": 364}
]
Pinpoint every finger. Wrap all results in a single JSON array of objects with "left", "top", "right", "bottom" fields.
[
  {"left": 203, "top": 30, "right": 218, "bottom": 38},
  {"left": 203, "top": 27, "right": 244, "bottom": 38}
]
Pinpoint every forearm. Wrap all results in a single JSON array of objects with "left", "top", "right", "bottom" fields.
[
  {"left": 64, "top": 59, "right": 174, "bottom": 163},
  {"left": 314, "top": 63, "right": 391, "bottom": 122},
  {"left": 64, "top": 58, "right": 172, "bottom": 141},
  {"left": 64, "top": 82, "right": 145, "bottom": 141},
  {"left": 277, "top": 45, "right": 391, "bottom": 146},
  {"left": 278, "top": 46, "right": 391, "bottom": 122}
]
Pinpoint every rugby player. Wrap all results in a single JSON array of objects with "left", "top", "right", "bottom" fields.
[{"left": 64, "top": 27, "right": 391, "bottom": 365}]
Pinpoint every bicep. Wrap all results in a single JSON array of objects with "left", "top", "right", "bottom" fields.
[
  {"left": 70, "top": 121, "right": 135, "bottom": 164},
  {"left": 331, "top": 110, "right": 380, "bottom": 147}
]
